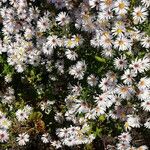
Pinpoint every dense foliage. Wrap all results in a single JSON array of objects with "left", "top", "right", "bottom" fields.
[{"left": 0, "top": 0, "right": 150, "bottom": 149}]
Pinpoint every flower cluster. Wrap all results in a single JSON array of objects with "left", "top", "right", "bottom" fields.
[{"left": 0, "top": 0, "right": 150, "bottom": 149}]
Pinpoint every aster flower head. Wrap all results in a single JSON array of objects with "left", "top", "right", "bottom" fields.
[
  {"left": 56, "top": 12, "right": 70, "bottom": 26},
  {"left": 132, "top": 6, "right": 148, "bottom": 24},
  {"left": 16, "top": 133, "right": 30, "bottom": 146},
  {"left": 113, "top": 0, "right": 129, "bottom": 15}
]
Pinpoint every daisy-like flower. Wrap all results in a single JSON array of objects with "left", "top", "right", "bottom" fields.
[
  {"left": 37, "top": 16, "right": 50, "bottom": 32},
  {"left": 41, "top": 133, "right": 51, "bottom": 143},
  {"left": 121, "top": 69, "right": 136, "bottom": 85},
  {"left": 114, "top": 36, "right": 132, "bottom": 51},
  {"left": 65, "top": 49, "right": 78, "bottom": 61},
  {"left": 0, "top": 117, "right": 11, "bottom": 129},
  {"left": 99, "top": 77, "right": 113, "bottom": 92},
  {"left": 117, "top": 141, "right": 130, "bottom": 150},
  {"left": 118, "top": 132, "right": 132, "bottom": 143},
  {"left": 16, "top": 133, "right": 30, "bottom": 146},
  {"left": 94, "top": 93, "right": 108, "bottom": 109},
  {"left": 56, "top": 12, "right": 70, "bottom": 26},
  {"left": 141, "top": 0, "right": 150, "bottom": 8},
  {"left": 89, "top": 0, "right": 99, "bottom": 9},
  {"left": 71, "top": 35, "right": 83, "bottom": 47},
  {"left": 42, "top": 43, "right": 54, "bottom": 55},
  {"left": 69, "top": 61, "right": 87, "bottom": 80},
  {"left": 112, "top": 22, "right": 126, "bottom": 37},
  {"left": 144, "top": 118, "right": 150, "bottom": 129},
  {"left": 137, "top": 89, "right": 150, "bottom": 100},
  {"left": 98, "top": 9, "right": 113, "bottom": 21},
  {"left": 16, "top": 109, "right": 28, "bottom": 122},
  {"left": 64, "top": 39, "right": 75, "bottom": 48},
  {"left": 47, "top": 35, "right": 59, "bottom": 49},
  {"left": 100, "top": 34, "right": 113, "bottom": 49},
  {"left": 51, "top": 140, "right": 62, "bottom": 149},
  {"left": 132, "top": 6, "right": 148, "bottom": 24},
  {"left": 0, "top": 130, "right": 9, "bottom": 142},
  {"left": 126, "top": 115, "right": 140, "bottom": 128},
  {"left": 138, "top": 77, "right": 150, "bottom": 90},
  {"left": 140, "top": 35, "right": 150, "bottom": 49},
  {"left": 141, "top": 100, "right": 150, "bottom": 111},
  {"left": 115, "top": 85, "right": 134, "bottom": 100},
  {"left": 87, "top": 74, "right": 98, "bottom": 86},
  {"left": 129, "top": 59, "right": 143, "bottom": 73},
  {"left": 113, "top": 0, "right": 129, "bottom": 15},
  {"left": 114, "top": 55, "right": 128, "bottom": 70},
  {"left": 99, "top": 0, "right": 113, "bottom": 10},
  {"left": 101, "top": 49, "right": 114, "bottom": 58},
  {"left": 90, "top": 37, "right": 101, "bottom": 48}
]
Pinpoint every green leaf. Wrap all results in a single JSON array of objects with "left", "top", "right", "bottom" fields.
[
  {"left": 95, "top": 127, "right": 102, "bottom": 137},
  {"left": 95, "top": 56, "right": 106, "bottom": 63}
]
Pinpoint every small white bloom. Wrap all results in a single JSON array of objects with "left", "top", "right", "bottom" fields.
[{"left": 16, "top": 133, "right": 30, "bottom": 146}]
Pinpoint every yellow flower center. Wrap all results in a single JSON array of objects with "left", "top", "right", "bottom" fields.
[
  {"left": 75, "top": 37, "right": 80, "bottom": 43},
  {"left": 117, "top": 29, "right": 123, "bottom": 33},
  {"left": 105, "top": 38, "right": 111, "bottom": 43},
  {"left": 105, "top": 0, "right": 112, "bottom": 5},
  {"left": 118, "top": 40, "right": 124, "bottom": 45},
  {"left": 136, "top": 11, "right": 142, "bottom": 17},
  {"left": 139, "top": 80, "right": 145, "bottom": 86},
  {"left": 119, "top": 2, "right": 125, "bottom": 9},
  {"left": 67, "top": 40, "right": 73, "bottom": 47},
  {"left": 120, "top": 87, "right": 128, "bottom": 93}
]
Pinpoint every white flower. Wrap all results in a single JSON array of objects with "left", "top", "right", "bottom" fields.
[
  {"left": 138, "top": 77, "right": 150, "bottom": 90},
  {"left": 141, "top": 100, "right": 150, "bottom": 112},
  {"left": 132, "top": 6, "right": 148, "bottom": 24},
  {"left": 115, "top": 85, "right": 134, "bottom": 100},
  {"left": 112, "top": 22, "right": 126, "bottom": 37},
  {"left": 5, "top": 74, "right": 12, "bottom": 83},
  {"left": 114, "top": 37, "right": 132, "bottom": 51},
  {"left": 37, "top": 16, "right": 50, "bottom": 32},
  {"left": 87, "top": 74, "right": 98, "bottom": 86},
  {"left": 47, "top": 35, "right": 59, "bottom": 49},
  {"left": 69, "top": 61, "right": 87, "bottom": 80},
  {"left": 141, "top": 0, "right": 150, "bottom": 7},
  {"left": 71, "top": 35, "right": 83, "bottom": 47},
  {"left": 0, "top": 117, "right": 11, "bottom": 129},
  {"left": 56, "top": 12, "right": 70, "bottom": 26},
  {"left": 16, "top": 109, "right": 28, "bottom": 122},
  {"left": 114, "top": 56, "right": 127, "bottom": 70},
  {"left": 89, "top": 0, "right": 99, "bottom": 8},
  {"left": 99, "top": 76, "right": 115, "bottom": 92},
  {"left": 129, "top": 59, "right": 143, "bottom": 73},
  {"left": 140, "top": 35, "right": 150, "bottom": 49},
  {"left": 42, "top": 43, "right": 54, "bottom": 55},
  {"left": 0, "top": 130, "right": 9, "bottom": 142},
  {"left": 51, "top": 140, "right": 62, "bottom": 149},
  {"left": 117, "top": 141, "right": 130, "bottom": 150},
  {"left": 118, "top": 132, "right": 132, "bottom": 143},
  {"left": 113, "top": 0, "right": 129, "bottom": 15},
  {"left": 121, "top": 69, "right": 136, "bottom": 85},
  {"left": 127, "top": 115, "right": 140, "bottom": 128},
  {"left": 100, "top": 34, "right": 113, "bottom": 49},
  {"left": 144, "top": 118, "right": 150, "bottom": 129},
  {"left": 16, "top": 133, "right": 30, "bottom": 146},
  {"left": 137, "top": 89, "right": 150, "bottom": 100},
  {"left": 65, "top": 49, "right": 78, "bottom": 61},
  {"left": 41, "top": 133, "right": 51, "bottom": 143},
  {"left": 99, "top": 0, "right": 113, "bottom": 10}
]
